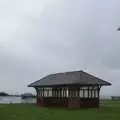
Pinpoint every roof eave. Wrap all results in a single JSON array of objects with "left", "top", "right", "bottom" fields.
[{"left": 28, "top": 82, "right": 112, "bottom": 88}]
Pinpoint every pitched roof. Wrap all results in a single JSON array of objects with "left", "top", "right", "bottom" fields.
[{"left": 28, "top": 70, "right": 111, "bottom": 87}]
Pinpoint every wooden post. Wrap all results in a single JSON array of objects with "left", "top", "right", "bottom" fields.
[
  {"left": 88, "top": 87, "right": 90, "bottom": 98},
  {"left": 83, "top": 89, "right": 85, "bottom": 98}
]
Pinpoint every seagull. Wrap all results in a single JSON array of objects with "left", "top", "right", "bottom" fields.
[{"left": 117, "top": 27, "right": 120, "bottom": 31}]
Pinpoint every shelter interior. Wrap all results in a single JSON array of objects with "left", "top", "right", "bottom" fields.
[{"left": 36, "top": 85, "right": 100, "bottom": 108}]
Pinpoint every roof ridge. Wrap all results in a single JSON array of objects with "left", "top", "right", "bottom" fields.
[{"left": 49, "top": 70, "right": 84, "bottom": 76}]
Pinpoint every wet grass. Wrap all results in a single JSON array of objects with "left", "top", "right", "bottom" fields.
[{"left": 0, "top": 100, "right": 120, "bottom": 120}]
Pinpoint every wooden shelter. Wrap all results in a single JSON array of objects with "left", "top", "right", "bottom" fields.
[{"left": 28, "top": 71, "right": 111, "bottom": 108}]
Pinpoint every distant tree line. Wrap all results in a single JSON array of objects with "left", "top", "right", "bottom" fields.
[{"left": 0, "top": 92, "right": 9, "bottom": 96}]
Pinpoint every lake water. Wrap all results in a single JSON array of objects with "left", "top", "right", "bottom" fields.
[
  {"left": 0, "top": 96, "right": 111, "bottom": 104},
  {"left": 0, "top": 96, "right": 36, "bottom": 104}
]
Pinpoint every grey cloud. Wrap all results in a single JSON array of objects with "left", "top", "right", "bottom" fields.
[{"left": 0, "top": 0, "right": 120, "bottom": 95}]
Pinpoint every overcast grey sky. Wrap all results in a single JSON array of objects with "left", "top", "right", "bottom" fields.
[{"left": 0, "top": 0, "right": 120, "bottom": 95}]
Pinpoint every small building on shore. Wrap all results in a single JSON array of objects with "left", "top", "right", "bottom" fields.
[
  {"left": 21, "top": 93, "right": 35, "bottom": 99},
  {"left": 111, "top": 96, "right": 120, "bottom": 100},
  {"left": 28, "top": 70, "right": 111, "bottom": 108}
]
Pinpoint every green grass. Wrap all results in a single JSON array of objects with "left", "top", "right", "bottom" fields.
[{"left": 0, "top": 101, "right": 120, "bottom": 120}]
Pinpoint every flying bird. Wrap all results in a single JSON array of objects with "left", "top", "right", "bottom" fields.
[{"left": 117, "top": 27, "right": 120, "bottom": 31}]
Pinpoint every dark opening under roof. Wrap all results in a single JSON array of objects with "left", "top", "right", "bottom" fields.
[{"left": 28, "top": 70, "right": 111, "bottom": 87}]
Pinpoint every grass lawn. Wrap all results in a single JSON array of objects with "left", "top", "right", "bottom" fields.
[{"left": 0, "top": 101, "right": 120, "bottom": 120}]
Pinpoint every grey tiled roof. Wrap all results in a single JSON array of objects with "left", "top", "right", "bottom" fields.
[{"left": 28, "top": 71, "right": 111, "bottom": 87}]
